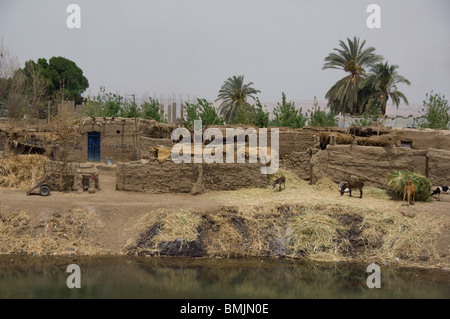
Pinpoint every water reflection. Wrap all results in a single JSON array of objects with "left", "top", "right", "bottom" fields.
[{"left": 0, "top": 256, "right": 448, "bottom": 299}]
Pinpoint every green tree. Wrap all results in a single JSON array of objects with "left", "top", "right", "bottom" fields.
[
  {"left": 141, "top": 97, "right": 163, "bottom": 122},
  {"left": 418, "top": 91, "right": 449, "bottom": 129},
  {"left": 216, "top": 75, "right": 260, "bottom": 123},
  {"left": 30, "top": 56, "right": 89, "bottom": 104},
  {"left": 183, "top": 98, "right": 224, "bottom": 127},
  {"left": 271, "top": 92, "right": 307, "bottom": 128},
  {"left": 254, "top": 98, "right": 270, "bottom": 128},
  {"left": 307, "top": 97, "right": 336, "bottom": 127},
  {"left": 233, "top": 102, "right": 257, "bottom": 125},
  {"left": 323, "top": 37, "right": 383, "bottom": 115},
  {"left": 85, "top": 86, "right": 125, "bottom": 117},
  {"left": 359, "top": 62, "right": 410, "bottom": 115}
]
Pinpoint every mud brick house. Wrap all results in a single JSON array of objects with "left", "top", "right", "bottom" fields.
[{"left": 67, "top": 117, "right": 177, "bottom": 164}]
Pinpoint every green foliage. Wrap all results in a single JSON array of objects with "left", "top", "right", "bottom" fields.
[
  {"left": 358, "top": 62, "right": 410, "bottom": 115},
  {"left": 233, "top": 102, "right": 257, "bottom": 125},
  {"left": 86, "top": 86, "right": 124, "bottom": 117},
  {"left": 141, "top": 97, "right": 163, "bottom": 122},
  {"left": 183, "top": 98, "right": 224, "bottom": 127},
  {"left": 385, "top": 170, "right": 432, "bottom": 202},
  {"left": 29, "top": 56, "right": 89, "bottom": 104},
  {"left": 323, "top": 37, "right": 383, "bottom": 115},
  {"left": 254, "top": 98, "right": 270, "bottom": 128},
  {"left": 353, "top": 111, "right": 378, "bottom": 127},
  {"left": 307, "top": 97, "right": 336, "bottom": 127},
  {"left": 271, "top": 92, "right": 307, "bottom": 128},
  {"left": 228, "top": 98, "right": 269, "bottom": 127},
  {"left": 418, "top": 91, "right": 449, "bottom": 129},
  {"left": 216, "top": 75, "right": 260, "bottom": 123},
  {"left": 119, "top": 100, "right": 138, "bottom": 118}
]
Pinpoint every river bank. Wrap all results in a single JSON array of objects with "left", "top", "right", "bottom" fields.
[{"left": 0, "top": 172, "right": 449, "bottom": 270}]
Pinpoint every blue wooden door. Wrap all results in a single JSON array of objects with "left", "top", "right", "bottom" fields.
[{"left": 87, "top": 132, "right": 101, "bottom": 162}]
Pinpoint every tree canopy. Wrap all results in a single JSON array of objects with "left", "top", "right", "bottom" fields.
[
  {"left": 27, "top": 56, "right": 89, "bottom": 104},
  {"left": 216, "top": 75, "right": 260, "bottom": 123}
]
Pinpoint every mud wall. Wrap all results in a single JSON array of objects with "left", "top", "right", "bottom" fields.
[
  {"left": 116, "top": 160, "right": 267, "bottom": 193},
  {"left": 310, "top": 145, "right": 449, "bottom": 187},
  {"left": 391, "top": 129, "right": 450, "bottom": 150},
  {"left": 427, "top": 148, "right": 450, "bottom": 186},
  {"left": 310, "top": 145, "right": 425, "bottom": 187}
]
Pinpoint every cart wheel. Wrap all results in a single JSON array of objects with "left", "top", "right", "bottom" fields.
[{"left": 39, "top": 185, "right": 51, "bottom": 196}]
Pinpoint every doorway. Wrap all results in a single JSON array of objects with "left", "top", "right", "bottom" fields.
[{"left": 87, "top": 132, "right": 101, "bottom": 162}]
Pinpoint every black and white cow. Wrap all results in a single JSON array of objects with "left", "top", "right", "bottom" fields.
[{"left": 431, "top": 186, "right": 450, "bottom": 201}]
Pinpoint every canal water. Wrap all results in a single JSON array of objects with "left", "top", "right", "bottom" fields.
[{"left": 0, "top": 256, "right": 448, "bottom": 299}]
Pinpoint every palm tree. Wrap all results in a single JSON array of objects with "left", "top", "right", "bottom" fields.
[
  {"left": 216, "top": 75, "right": 261, "bottom": 123},
  {"left": 359, "top": 62, "right": 411, "bottom": 115},
  {"left": 323, "top": 37, "right": 383, "bottom": 115}
]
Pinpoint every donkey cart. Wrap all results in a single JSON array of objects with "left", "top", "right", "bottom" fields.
[{"left": 26, "top": 178, "right": 51, "bottom": 196}]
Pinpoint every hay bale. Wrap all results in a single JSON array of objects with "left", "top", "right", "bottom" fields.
[
  {"left": 157, "top": 147, "right": 172, "bottom": 163},
  {"left": 313, "top": 177, "right": 337, "bottom": 192},
  {"left": 0, "top": 154, "right": 47, "bottom": 189}
]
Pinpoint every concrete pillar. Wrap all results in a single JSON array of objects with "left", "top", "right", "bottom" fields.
[
  {"left": 180, "top": 102, "right": 184, "bottom": 122},
  {"left": 160, "top": 103, "right": 164, "bottom": 121},
  {"left": 167, "top": 103, "right": 172, "bottom": 124},
  {"left": 172, "top": 102, "right": 177, "bottom": 124}
]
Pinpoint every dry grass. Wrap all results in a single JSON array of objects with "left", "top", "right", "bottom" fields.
[
  {"left": 287, "top": 205, "right": 346, "bottom": 261},
  {"left": 0, "top": 154, "right": 47, "bottom": 189},
  {"left": 0, "top": 206, "right": 104, "bottom": 256},
  {"left": 360, "top": 210, "right": 444, "bottom": 263},
  {"left": 123, "top": 201, "right": 448, "bottom": 266},
  {"left": 153, "top": 210, "right": 202, "bottom": 244},
  {"left": 313, "top": 176, "right": 337, "bottom": 192}
]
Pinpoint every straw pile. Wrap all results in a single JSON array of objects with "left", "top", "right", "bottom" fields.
[
  {"left": 0, "top": 154, "right": 47, "bottom": 189},
  {"left": 124, "top": 203, "right": 448, "bottom": 266},
  {"left": 0, "top": 207, "right": 104, "bottom": 256}
]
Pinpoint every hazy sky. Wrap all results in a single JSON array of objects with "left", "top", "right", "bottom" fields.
[{"left": 1, "top": 0, "right": 449, "bottom": 114}]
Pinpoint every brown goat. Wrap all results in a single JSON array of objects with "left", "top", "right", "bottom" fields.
[
  {"left": 403, "top": 180, "right": 416, "bottom": 205},
  {"left": 272, "top": 175, "right": 285, "bottom": 191},
  {"left": 340, "top": 179, "right": 364, "bottom": 198}
]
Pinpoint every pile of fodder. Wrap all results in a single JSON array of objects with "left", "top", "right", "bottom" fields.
[
  {"left": 268, "top": 168, "right": 308, "bottom": 189},
  {"left": 124, "top": 203, "right": 449, "bottom": 266},
  {"left": 0, "top": 154, "right": 47, "bottom": 189},
  {"left": 319, "top": 132, "right": 394, "bottom": 148},
  {"left": 385, "top": 170, "right": 433, "bottom": 202},
  {"left": 125, "top": 209, "right": 204, "bottom": 257},
  {"left": 313, "top": 176, "right": 337, "bottom": 192},
  {"left": 360, "top": 209, "right": 445, "bottom": 263},
  {"left": 0, "top": 207, "right": 104, "bottom": 256},
  {"left": 356, "top": 134, "right": 394, "bottom": 147}
]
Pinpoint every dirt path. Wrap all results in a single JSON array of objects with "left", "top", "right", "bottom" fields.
[
  {"left": 0, "top": 167, "right": 223, "bottom": 253},
  {"left": 1, "top": 167, "right": 449, "bottom": 258}
]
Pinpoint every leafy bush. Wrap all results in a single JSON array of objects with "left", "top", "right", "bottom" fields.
[
  {"left": 385, "top": 170, "right": 432, "bottom": 202},
  {"left": 418, "top": 91, "right": 449, "bottom": 129},
  {"left": 307, "top": 97, "right": 336, "bottom": 127},
  {"left": 271, "top": 92, "right": 307, "bottom": 128}
]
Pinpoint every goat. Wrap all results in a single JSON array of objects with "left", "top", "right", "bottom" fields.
[
  {"left": 340, "top": 179, "right": 364, "bottom": 198},
  {"left": 403, "top": 180, "right": 416, "bottom": 205},
  {"left": 431, "top": 185, "right": 450, "bottom": 201},
  {"left": 272, "top": 174, "right": 286, "bottom": 191}
]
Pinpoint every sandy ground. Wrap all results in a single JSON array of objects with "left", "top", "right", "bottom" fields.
[{"left": 0, "top": 166, "right": 449, "bottom": 257}]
